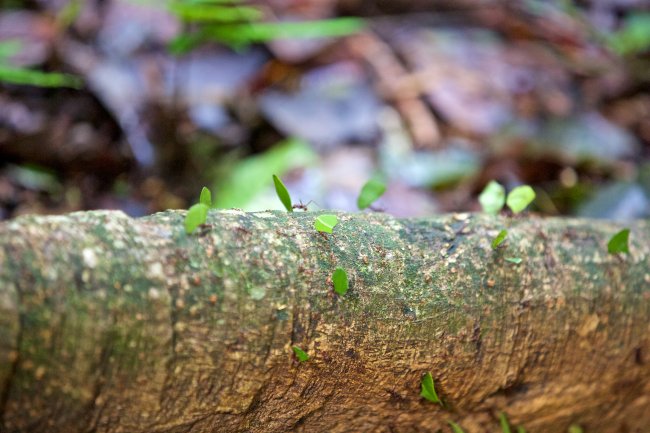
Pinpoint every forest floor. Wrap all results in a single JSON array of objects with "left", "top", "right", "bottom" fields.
[{"left": 0, "top": 0, "right": 649, "bottom": 220}]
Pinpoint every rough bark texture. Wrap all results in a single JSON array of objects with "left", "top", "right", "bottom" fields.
[{"left": 0, "top": 210, "right": 648, "bottom": 433}]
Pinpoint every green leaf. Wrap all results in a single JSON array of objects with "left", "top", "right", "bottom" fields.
[
  {"left": 314, "top": 214, "right": 338, "bottom": 234},
  {"left": 332, "top": 268, "right": 349, "bottom": 295},
  {"left": 0, "top": 65, "right": 82, "bottom": 88},
  {"left": 499, "top": 412, "right": 512, "bottom": 433},
  {"left": 516, "top": 427, "right": 527, "bottom": 433},
  {"left": 607, "top": 228, "right": 630, "bottom": 254},
  {"left": 168, "top": 33, "right": 205, "bottom": 56},
  {"left": 491, "top": 230, "right": 508, "bottom": 249},
  {"left": 357, "top": 176, "right": 386, "bottom": 210},
  {"left": 200, "top": 187, "right": 212, "bottom": 207},
  {"left": 292, "top": 345, "right": 309, "bottom": 362},
  {"left": 203, "top": 17, "right": 365, "bottom": 45},
  {"left": 505, "top": 257, "right": 522, "bottom": 265},
  {"left": 169, "top": 3, "right": 263, "bottom": 23},
  {"left": 420, "top": 372, "right": 441, "bottom": 404},
  {"left": 214, "top": 137, "right": 316, "bottom": 209},
  {"left": 479, "top": 181, "right": 506, "bottom": 215},
  {"left": 448, "top": 421, "right": 465, "bottom": 433},
  {"left": 506, "top": 185, "right": 536, "bottom": 214},
  {"left": 272, "top": 175, "right": 293, "bottom": 212},
  {"left": 568, "top": 425, "right": 583, "bottom": 433},
  {"left": 185, "top": 203, "right": 209, "bottom": 234},
  {"left": 608, "top": 12, "right": 650, "bottom": 55}
]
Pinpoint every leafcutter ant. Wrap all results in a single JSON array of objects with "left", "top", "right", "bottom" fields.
[{"left": 292, "top": 200, "right": 318, "bottom": 212}]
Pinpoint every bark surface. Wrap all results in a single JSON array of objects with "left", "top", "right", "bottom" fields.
[{"left": 0, "top": 210, "right": 649, "bottom": 433}]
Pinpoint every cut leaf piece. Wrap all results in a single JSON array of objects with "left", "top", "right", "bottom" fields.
[
  {"left": 499, "top": 412, "right": 512, "bottom": 433},
  {"left": 448, "top": 421, "right": 465, "bottom": 433},
  {"left": 292, "top": 346, "right": 309, "bottom": 362},
  {"left": 272, "top": 174, "right": 293, "bottom": 212},
  {"left": 314, "top": 214, "right": 338, "bottom": 234},
  {"left": 479, "top": 181, "right": 506, "bottom": 215},
  {"left": 185, "top": 203, "right": 209, "bottom": 234},
  {"left": 200, "top": 187, "right": 212, "bottom": 207},
  {"left": 505, "top": 257, "right": 522, "bottom": 264},
  {"left": 332, "top": 268, "right": 349, "bottom": 295},
  {"left": 357, "top": 176, "right": 386, "bottom": 210},
  {"left": 492, "top": 230, "right": 508, "bottom": 249},
  {"left": 506, "top": 185, "right": 536, "bottom": 214},
  {"left": 607, "top": 228, "right": 630, "bottom": 254},
  {"left": 420, "top": 372, "right": 441, "bottom": 404}
]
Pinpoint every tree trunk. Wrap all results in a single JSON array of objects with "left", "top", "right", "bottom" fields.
[{"left": 0, "top": 210, "right": 648, "bottom": 433}]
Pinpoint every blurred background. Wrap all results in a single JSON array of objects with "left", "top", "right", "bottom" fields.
[{"left": 0, "top": 0, "right": 649, "bottom": 221}]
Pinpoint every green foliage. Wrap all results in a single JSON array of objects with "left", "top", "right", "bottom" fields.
[
  {"left": 505, "top": 257, "right": 522, "bottom": 265},
  {"left": 568, "top": 424, "right": 583, "bottom": 433},
  {"left": 314, "top": 214, "right": 338, "bottom": 234},
  {"left": 499, "top": 412, "right": 512, "bottom": 433},
  {"left": 185, "top": 203, "right": 209, "bottom": 234},
  {"left": 357, "top": 176, "right": 386, "bottom": 210},
  {"left": 0, "top": 65, "right": 82, "bottom": 88},
  {"left": 506, "top": 186, "right": 536, "bottom": 214},
  {"left": 0, "top": 40, "right": 82, "bottom": 88},
  {"left": 448, "top": 421, "right": 465, "bottom": 433},
  {"left": 420, "top": 372, "right": 441, "bottom": 404},
  {"left": 170, "top": 3, "right": 263, "bottom": 22},
  {"left": 200, "top": 186, "right": 212, "bottom": 207},
  {"left": 292, "top": 345, "right": 309, "bottom": 362},
  {"left": 491, "top": 230, "right": 508, "bottom": 249},
  {"left": 607, "top": 228, "right": 630, "bottom": 254},
  {"left": 608, "top": 13, "right": 650, "bottom": 55},
  {"left": 272, "top": 175, "right": 293, "bottom": 212},
  {"left": 517, "top": 428, "right": 527, "bottom": 433},
  {"left": 332, "top": 267, "right": 349, "bottom": 295},
  {"left": 213, "top": 137, "right": 316, "bottom": 209},
  {"left": 479, "top": 181, "right": 506, "bottom": 215},
  {"left": 168, "top": 0, "right": 364, "bottom": 53}
]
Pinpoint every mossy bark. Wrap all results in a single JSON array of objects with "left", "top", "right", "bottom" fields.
[{"left": 0, "top": 210, "right": 649, "bottom": 433}]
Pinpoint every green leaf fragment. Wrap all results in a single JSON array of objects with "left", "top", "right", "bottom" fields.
[
  {"left": 568, "top": 424, "right": 583, "bottom": 433},
  {"left": 505, "top": 257, "right": 522, "bottom": 264},
  {"left": 357, "top": 176, "right": 386, "bottom": 210},
  {"left": 272, "top": 174, "right": 293, "bottom": 212},
  {"left": 314, "top": 214, "right": 338, "bottom": 234},
  {"left": 185, "top": 203, "right": 209, "bottom": 234},
  {"left": 499, "top": 412, "right": 512, "bottom": 433},
  {"left": 517, "top": 427, "right": 527, "bottom": 433},
  {"left": 420, "top": 372, "right": 441, "bottom": 404},
  {"left": 332, "top": 267, "right": 349, "bottom": 295},
  {"left": 607, "top": 228, "right": 630, "bottom": 254},
  {"left": 479, "top": 181, "right": 506, "bottom": 215},
  {"left": 506, "top": 185, "right": 536, "bottom": 214},
  {"left": 292, "top": 345, "right": 309, "bottom": 362},
  {"left": 491, "top": 229, "right": 508, "bottom": 249},
  {"left": 199, "top": 186, "right": 212, "bottom": 207},
  {"left": 448, "top": 421, "right": 466, "bottom": 433}
]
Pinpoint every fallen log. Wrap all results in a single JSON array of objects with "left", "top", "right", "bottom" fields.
[{"left": 0, "top": 210, "right": 648, "bottom": 433}]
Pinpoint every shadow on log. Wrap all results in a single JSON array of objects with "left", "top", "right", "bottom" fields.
[{"left": 0, "top": 210, "right": 649, "bottom": 432}]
